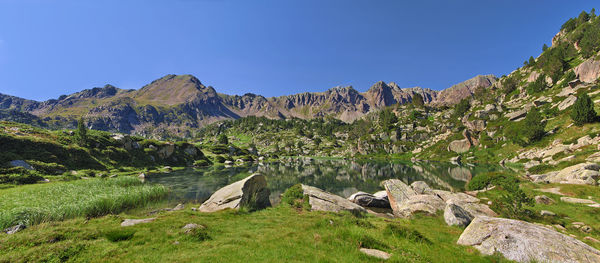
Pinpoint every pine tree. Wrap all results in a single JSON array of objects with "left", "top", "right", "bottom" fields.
[
  {"left": 523, "top": 108, "right": 545, "bottom": 143},
  {"left": 528, "top": 56, "right": 535, "bottom": 66},
  {"left": 217, "top": 134, "right": 229, "bottom": 145},
  {"left": 412, "top": 93, "right": 424, "bottom": 108},
  {"left": 542, "top": 43, "right": 549, "bottom": 52},
  {"left": 570, "top": 93, "right": 597, "bottom": 126},
  {"left": 75, "top": 118, "right": 88, "bottom": 146}
]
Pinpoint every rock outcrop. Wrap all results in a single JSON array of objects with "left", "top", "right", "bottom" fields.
[
  {"left": 458, "top": 216, "right": 600, "bottom": 263},
  {"left": 198, "top": 173, "right": 271, "bottom": 212},
  {"left": 348, "top": 191, "right": 390, "bottom": 208},
  {"left": 538, "top": 162, "right": 600, "bottom": 185},
  {"left": 574, "top": 57, "right": 600, "bottom": 83}
]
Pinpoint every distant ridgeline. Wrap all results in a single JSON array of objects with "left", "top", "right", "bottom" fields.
[{"left": 0, "top": 73, "right": 496, "bottom": 139}]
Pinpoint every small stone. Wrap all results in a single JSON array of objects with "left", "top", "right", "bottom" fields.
[
  {"left": 121, "top": 218, "right": 156, "bottom": 227},
  {"left": 540, "top": 210, "right": 556, "bottom": 216},
  {"left": 584, "top": 236, "right": 600, "bottom": 243},
  {"left": 580, "top": 225, "right": 593, "bottom": 233},
  {"left": 554, "top": 224, "right": 566, "bottom": 231},
  {"left": 359, "top": 248, "right": 391, "bottom": 260},
  {"left": 182, "top": 223, "right": 204, "bottom": 234},
  {"left": 172, "top": 204, "right": 185, "bottom": 211},
  {"left": 4, "top": 224, "right": 26, "bottom": 234},
  {"left": 560, "top": 197, "right": 597, "bottom": 204},
  {"left": 138, "top": 173, "right": 146, "bottom": 179},
  {"left": 535, "top": 195, "right": 555, "bottom": 205}
]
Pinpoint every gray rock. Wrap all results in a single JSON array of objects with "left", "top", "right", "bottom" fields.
[
  {"left": 359, "top": 248, "right": 391, "bottom": 260},
  {"left": 410, "top": 181, "right": 432, "bottom": 195},
  {"left": 301, "top": 185, "right": 366, "bottom": 214},
  {"left": 458, "top": 216, "right": 600, "bottom": 263},
  {"left": 560, "top": 197, "right": 598, "bottom": 205},
  {"left": 382, "top": 179, "right": 417, "bottom": 213},
  {"left": 540, "top": 210, "right": 556, "bottom": 216},
  {"left": 574, "top": 56, "right": 600, "bottom": 83},
  {"left": 182, "top": 223, "right": 204, "bottom": 234},
  {"left": 9, "top": 160, "right": 34, "bottom": 170},
  {"left": 535, "top": 195, "right": 555, "bottom": 205},
  {"left": 448, "top": 139, "right": 471, "bottom": 153},
  {"left": 444, "top": 203, "right": 474, "bottom": 227},
  {"left": 394, "top": 194, "right": 445, "bottom": 218},
  {"left": 4, "top": 224, "right": 26, "bottom": 234},
  {"left": 121, "top": 218, "right": 156, "bottom": 226},
  {"left": 172, "top": 204, "right": 185, "bottom": 211},
  {"left": 544, "top": 163, "right": 600, "bottom": 185},
  {"left": 199, "top": 173, "right": 270, "bottom": 212},
  {"left": 505, "top": 109, "right": 527, "bottom": 121},
  {"left": 557, "top": 95, "right": 577, "bottom": 111},
  {"left": 347, "top": 191, "right": 390, "bottom": 208},
  {"left": 138, "top": 173, "right": 146, "bottom": 179}
]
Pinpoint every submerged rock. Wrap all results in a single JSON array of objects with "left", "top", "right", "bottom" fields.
[
  {"left": 301, "top": 185, "right": 366, "bottom": 214},
  {"left": 458, "top": 216, "right": 600, "bottom": 263},
  {"left": 198, "top": 173, "right": 271, "bottom": 212}
]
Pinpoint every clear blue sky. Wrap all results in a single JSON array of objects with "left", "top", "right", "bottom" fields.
[{"left": 0, "top": 0, "right": 597, "bottom": 101}]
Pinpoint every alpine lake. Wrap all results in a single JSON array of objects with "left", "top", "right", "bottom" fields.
[{"left": 146, "top": 158, "right": 506, "bottom": 206}]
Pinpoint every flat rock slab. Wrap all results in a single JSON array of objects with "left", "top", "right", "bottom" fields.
[
  {"left": 560, "top": 197, "right": 598, "bottom": 205},
  {"left": 536, "top": 187, "right": 565, "bottom": 196},
  {"left": 121, "top": 218, "right": 156, "bottom": 227},
  {"left": 458, "top": 216, "right": 600, "bottom": 263},
  {"left": 301, "top": 185, "right": 366, "bottom": 214},
  {"left": 359, "top": 248, "right": 391, "bottom": 260}
]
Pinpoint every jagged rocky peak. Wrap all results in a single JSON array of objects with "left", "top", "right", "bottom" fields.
[
  {"left": 434, "top": 74, "right": 497, "bottom": 105},
  {"left": 365, "top": 81, "right": 395, "bottom": 107},
  {"left": 68, "top": 84, "right": 121, "bottom": 100},
  {"left": 133, "top": 74, "right": 216, "bottom": 106}
]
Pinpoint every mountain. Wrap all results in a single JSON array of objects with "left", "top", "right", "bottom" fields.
[{"left": 0, "top": 74, "right": 495, "bottom": 138}]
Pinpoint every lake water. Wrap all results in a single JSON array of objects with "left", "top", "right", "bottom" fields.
[{"left": 146, "top": 158, "right": 505, "bottom": 205}]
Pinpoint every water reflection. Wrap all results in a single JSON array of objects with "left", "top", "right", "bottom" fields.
[{"left": 146, "top": 158, "right": 505, "bottom": 204}]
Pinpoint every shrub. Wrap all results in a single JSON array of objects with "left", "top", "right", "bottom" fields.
[
  {"left": 467, "top": 172, "right": 519, "bottom": 191},
  {"left": 213, "top": 155, "right": 226, "bottom": 163},
  {"left": 193, "top": 159, "right": 212, "bottom": 167},
  {"left": 412, "top": 93, "right": 424, "bottom": 108},
  {"left": 75, "top": 118, "right": 88, "bottom": 146},
  {"left": 523, "top": 108, "right": 546, "bottom": 143},
  {"left": 217, "top": 134, "right": 228, "bottom": 145},
  {"left": 185, "top": 228, "right": 211, "bottom": 242},
  {"left": 453, "top": 99, "right": 470, "bottom": 118},
  {"left": 570, "top": 93, "right": 597, "bottom": 125},
  {"left": 104, "top": 229, "right": 135, "bottom": 242},
  {"left": 280, "top": 184, "right": 310, "bottom": 210},
  {"left": 490, "top": 179, "right": 534, "bottom": 220},
  {"left": 384, "top": 224, "right": 431, "bottom": 244}
]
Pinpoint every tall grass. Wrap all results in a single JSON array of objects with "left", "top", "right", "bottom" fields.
[{"left": 0, "top": 177, "right": 167, "bottom": 229}]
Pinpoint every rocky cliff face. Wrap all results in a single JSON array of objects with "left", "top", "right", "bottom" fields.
[
  {"left": 433, "top": 75, "right": 497, "bottom": 105},
  {"left": 0, "top": 73, "right": 495, "bottom": 137}
]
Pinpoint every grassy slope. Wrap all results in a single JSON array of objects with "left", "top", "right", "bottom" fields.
[{"left": 0, "top": 206, "right": 509, "bottom": 263}]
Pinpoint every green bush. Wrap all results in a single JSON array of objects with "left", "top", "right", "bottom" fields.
[
  {"left": 467, "top": 172, "right": 519, "bottom": 191},
  {"left": 523, "top": 108, "right": 546, "bottom": 143},
  {"left": 104, "top": 229, "right": 135, "bottom": 242},
  {"left": 384, "top": 224, "right": 431, "bottom": 244},
  {"left": 570, "top": 93, "right": 597, "bottom": 125},
  {"left": 453, "top": 99, "right": 470, "bottom": 118},
  {"left": 490, "top": 179, "right": 534, "bottom": 220},
  {"left": 213, "top": 155, "right": 226, "bottom": 163},
  {"left": 280, "top": 184, "right": 310, "bottom": 210},
  {"left": 526, "top": 74, "right": 547, "bottom": 95},
  {"left": 193, "top": 159, "right": 212, "bottom": 167}
]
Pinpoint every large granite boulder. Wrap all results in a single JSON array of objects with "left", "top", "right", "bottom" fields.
[
  {"left": 393, "top": 194, "right": 445, "bottom": 218},
  {"left": 444, "top": 202, "right": 474, "bottom": 227},
  {"left": 458, "top": 216, "right": 600, "bottom": 263},
  {"left": 574, "top": 57, "right": 600, "bottom": 83},
  {"left": 382, "top": 179, "right": 417, "bottom": 210},
  {"left": 541, "top": 162, "right": 600, "bottom": 185},
  {"left": 301, "top": 185, "right": 366, "bottom": 214},
  {"left": 348, "top": 191, "right": 390, "bottom": 208},
  {"left": 410, "top": 181, "right": 432, "bottom": 195},
  {"left": 198, "top": 173, "right": 271, "bottom": 212}
]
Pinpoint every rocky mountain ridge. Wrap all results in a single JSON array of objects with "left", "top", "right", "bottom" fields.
[{"left": 0, "top": 74, "right": 496, "bottom": 137}]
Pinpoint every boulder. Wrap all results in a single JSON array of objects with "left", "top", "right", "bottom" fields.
[
  {"left": 444, "top": 203, "right": 474, "bottom": 227},
  {"left": 347, "top": 191, "right": 390, "bottom": 208},
  {"left": 544, "top": 163, "right": 600, "bottom": 185},
  {"left": 574, "top": 57, "right": 600, "bottom": 83},
  {"left": 393, "top": 194, "right": 445, "bottom": 218},
  {"left": 198, "top": 173, "right": 271, "bottom": 212},
  {"left": 448, "top": 139, "right": 471, "bottom": 153},
  {"left": 540, "top": 210, "right": 556, "bottom": 216},
  {"left": 157, "top": 143, "right": 175, "bottom": 159},
  {"left": 458, "top": 216, "right": 600, "bottom": 263},
  {"left": 9, "top": 160, "right": 34, "bottom": 170},
  {"left": 505, "top": 109, "right": 527, "bottom": 121},
  {"left": 121, "top": 218, "right": 156, "bottom": 227},
  {"left": 300, "top": 185, "right": 366, "bottom": 214},
  {"left": 382, "top": 179, "right": 417, "bottom": 210},
  {"left": 557, "top": 95, "right": 577, "bottom": 111}
]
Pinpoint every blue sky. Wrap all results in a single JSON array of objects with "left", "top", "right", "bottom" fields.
[{"left": 0, "top": 0, "right": 597, "bottom": 101}]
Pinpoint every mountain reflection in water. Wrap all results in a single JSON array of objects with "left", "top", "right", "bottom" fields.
[{"left": 146, "top": 158, "right": 505, "bottom": 205}]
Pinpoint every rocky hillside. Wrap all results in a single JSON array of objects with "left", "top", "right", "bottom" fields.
[{"left": 0, "top": 74, "right": 495, "bottom": 138}]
